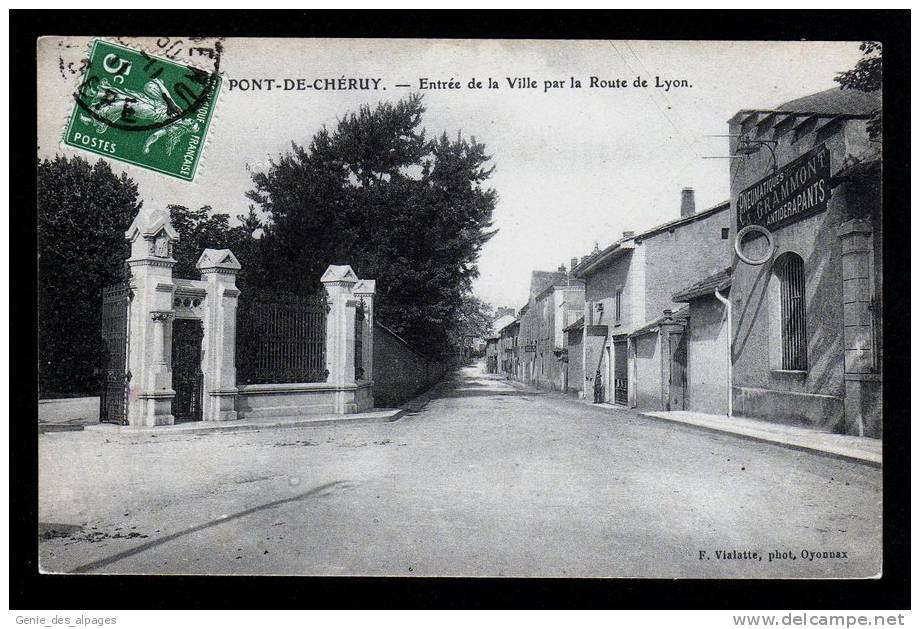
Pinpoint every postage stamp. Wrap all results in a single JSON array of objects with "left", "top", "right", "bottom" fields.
[{"left": 63, "top": 39, "right": 222, "bottom": 181}]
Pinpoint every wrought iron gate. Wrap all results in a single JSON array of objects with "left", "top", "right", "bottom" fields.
[
  {"left": 172, "top": 319, "right": 204, "bottom": 422},
  {"left": 354, "top": 299, "right": 365, "bottom": 380},
  {"left": 668, "top": 332, "right": 687, "bottom": 411},
  {"left": 100, "top": 284, "right": 132, "bottom": 424},
  {"left": 236, "top": 289, "right": 329, "bottom": 384}
]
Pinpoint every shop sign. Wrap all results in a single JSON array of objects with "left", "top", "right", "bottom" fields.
[{"left": 736, "top": 143, "right": 831, "bottom": 231}]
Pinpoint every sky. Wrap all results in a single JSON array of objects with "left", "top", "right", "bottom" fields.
[{"left": 38, "top": 38, "right": 865, "bottom": 310}]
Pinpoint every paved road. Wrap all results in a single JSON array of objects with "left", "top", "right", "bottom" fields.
[{"left": 38, "top": 365, "right": 881, "bottom": 577}]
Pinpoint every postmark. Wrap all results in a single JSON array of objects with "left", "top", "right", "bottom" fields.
[{"left": 63, "top": 39, "right": 222, "bottom": 182}]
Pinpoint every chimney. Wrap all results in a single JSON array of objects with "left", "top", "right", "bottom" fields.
[
  {"left": 622, "top": 230, "right": 635, "bottom": 239},
  {"left": 663, "top": 308, "right": 673, "bottom": 321},
  {"left": 680, "top": 187, "right": 696, "bottom": 217},
  {"left": 570, "top": 257, "right": 578, "bottom": 273}
]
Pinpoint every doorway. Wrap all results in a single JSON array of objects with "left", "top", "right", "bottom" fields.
[
  {"left": 613, "top": 340, "right": 628, "bottom": 405},
  {"left": 600, "top": 346, "right": 611, "bottom": 402},
  {"left": 668, "top": 332, "right": 687, "bottom": 411},
  {"left": 172, "top": 319, "right": 203, "bottom": 422}
]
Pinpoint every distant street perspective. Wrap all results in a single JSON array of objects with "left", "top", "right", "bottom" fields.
[{"left": 39, "top": 364, "right": 881, "bottom": 578}]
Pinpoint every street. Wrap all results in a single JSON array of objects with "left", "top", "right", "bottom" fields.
[{"left": 38, "top": 365, "right": 882, "bottom": 578}]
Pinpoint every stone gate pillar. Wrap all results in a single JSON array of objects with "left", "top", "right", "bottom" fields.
[
  {"left": 321, "top": 265, "right": 358, "bottom": 413},
  {"left": 125, "top": 208, "right": 179, "bottom": 426},
  {"left": 197, "top": 249, "right": 242, "bottom": 422},
  {"left": 837, "top": 218, "right": 881, "bottom": 437},
  {"left": 353, "top": 279, "right": 376, "bottom": 383}
]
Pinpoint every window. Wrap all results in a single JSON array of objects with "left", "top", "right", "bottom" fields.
[
  {"left": 774, "top": 253, "right": 807, "bottom": 370},
  {"left": 721, "top": 227, "right": 730, "bottom": 240},
  {"left": 614, "top": 289, "right": 622, "bottom": 324}
]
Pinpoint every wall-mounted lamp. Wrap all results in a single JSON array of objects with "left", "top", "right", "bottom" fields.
[{"left": 735, "top": 138, "right": 779, "bottom": 172}]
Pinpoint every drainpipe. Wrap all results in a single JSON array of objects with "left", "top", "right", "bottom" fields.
[{"left": 714, "top": 288, "right": 733, "bottom": 417}]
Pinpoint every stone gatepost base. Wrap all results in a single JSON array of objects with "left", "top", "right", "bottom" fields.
[
  {"left": 205, "top": 390, "right": 240, "bottom": 422},
  {"left": 136, "top": 391, "right": 176, "bottom": 426},
  {"left": 333, "top": 388, "right": 359, "bottom": 415}
]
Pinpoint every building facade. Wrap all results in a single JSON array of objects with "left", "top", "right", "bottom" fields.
[
  {"left": 723, "top": 87, "right": 882, "bottom": 436},
  {"left": 672, "top": 268, "right": 733, "bottom": 415},
  {"left": 530, "top": 268, "right": 585, "bottom": 391},
  {"left": 573, "top": 190, "right": 732, "bottom": 410},
  {"left": 485, "top": 337, "right": 499, "bottom": 373},
  {"left": 506, "top": 267, "right": 585, "bottom": 391},
  {"left": 497, "top": 318, "right": 521, "bottom": 378}
]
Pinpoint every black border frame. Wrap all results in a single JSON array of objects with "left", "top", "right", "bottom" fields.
[{"left": 11, "top": 9, "right": 910, "bottom": 610}]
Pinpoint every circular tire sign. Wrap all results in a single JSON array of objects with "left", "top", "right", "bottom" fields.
[{"left": 734, "top": 225, "right": 775, "bottom": 265}]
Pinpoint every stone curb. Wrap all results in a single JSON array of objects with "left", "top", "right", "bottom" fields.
[
  {"left": 38, "top": 424, "right": 86, "bottom": 434},
  {"left": 80, "top": 408, "right": 404, "bottom": 440},
  {"left": 638, "top": 412, "right": 881, "bottom": 468}
]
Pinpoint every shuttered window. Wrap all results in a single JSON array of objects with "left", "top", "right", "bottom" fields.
[{"left": 775, "top": 253, "right": 807, "bottom": 370}]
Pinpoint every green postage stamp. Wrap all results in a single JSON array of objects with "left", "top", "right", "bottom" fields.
[{"left": 64, "top": 39, "right": 221, "bottom": 181}]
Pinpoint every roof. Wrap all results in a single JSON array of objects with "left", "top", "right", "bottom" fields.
[
  {"left": 731, "top": 87, "right": 881, "bottom": 123},
  {"left": 498, "top": 317, "right": 520, "bottom": 335},
  {"left": 574, "top": 200, "right": 730, "bottom": 278},
  {"left": 491, "top": 314, "right": 518, "bottom": 335},
  {"left": 672, "top": 267, "right": 733, "bottom": 302},
  {"left": 535, "top": 276, "right": 585, "bottom": 301},
  {"left": 776, "top": 87, "right": 881, "bottom": 117},
  {"left": 563, "top": 315, "right": 584, "bottom": 332},
  {"left": 629, "top": 306, "right": 690, "bottom": 338}
]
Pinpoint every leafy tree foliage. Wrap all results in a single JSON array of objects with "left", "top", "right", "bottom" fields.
[
  {"left": 38, "top": 156, "right": 140, "bottom": 397},
  {"left": 836, "top": 41, "right": 882, "bottom": 140},
  {"left": 453, "top": 294, "right": 495, "bottom": 343},
  {"left": 167, "top": 204, "right": 264, "bottom": 287},
  {"left": 247, "top": 94, "right": 498, "bottom": 353}
]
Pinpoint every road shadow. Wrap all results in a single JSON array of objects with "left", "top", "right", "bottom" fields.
[{"left": 66, "top": 480, "right": 354, "bottom": 574}]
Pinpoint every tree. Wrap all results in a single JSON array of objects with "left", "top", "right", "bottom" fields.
[
  {"left": 836, "top": 41, "right": 882, "bottom": 140},
  {"left": 167, "top": 204, "right": 264, "bottom": 290},
  {"left": 246, "top": 94, "right": 498, "bottom": 353},
  {"left": 451, "top": 294, "right": 495, "bottom": 359},
  {"left": 38, "top": 156, "right": 141, "bottom": 397}
]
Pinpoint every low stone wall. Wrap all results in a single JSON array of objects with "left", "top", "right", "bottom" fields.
[
  {"left": 733, "top": 385, "right": 843, "bottom": 431},
  {"left": 237, "top": 381, "right": 374, "bottom": 420},
  {"left": 38, "top": 397, "right": 100, "bottom": 423},
  {"left": 373, "top": 323, "right": 449, "bottom": 407}
]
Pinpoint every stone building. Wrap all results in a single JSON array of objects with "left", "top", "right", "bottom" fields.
[
  {"left": 671, "top": 268, "right": 733, "bottom": 415},
  {"left": 709, "top": 87, "right": 882, "bottom": 437},
  {"left": 529, "top": 265, "right": 585, "bottom": 392},
  {"left": 514, "top": 270, "right": 566, "bottom": 385},
  {"left": 572, "top": 190, "right": 731, "bottom": 409},
  {"left": 497, "top": 317, "right": 520, "bottom": 378},
  {"left": 484, "top": 336, "right": 500, "bottom": 373},
  {"left": 508, "top": 267, "right": 584, "bottom": 390}
]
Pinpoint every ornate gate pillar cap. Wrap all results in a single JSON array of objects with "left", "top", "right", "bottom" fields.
[
  {"left": 321, "top": 265, "right": 358, "bottom": 286},
  {"left": 353, "top": 279, "right": 376, "bottom": 295},
  {"left": 196, "top": 249, "right": 242, "bottom": 274},
  {"left": 126, "top": 208, "right": 180, "bottom": 242}
]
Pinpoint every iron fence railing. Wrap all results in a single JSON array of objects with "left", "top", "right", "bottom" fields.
[{"left": 236, "top": 288, "right": 329, "bottom": 385}]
